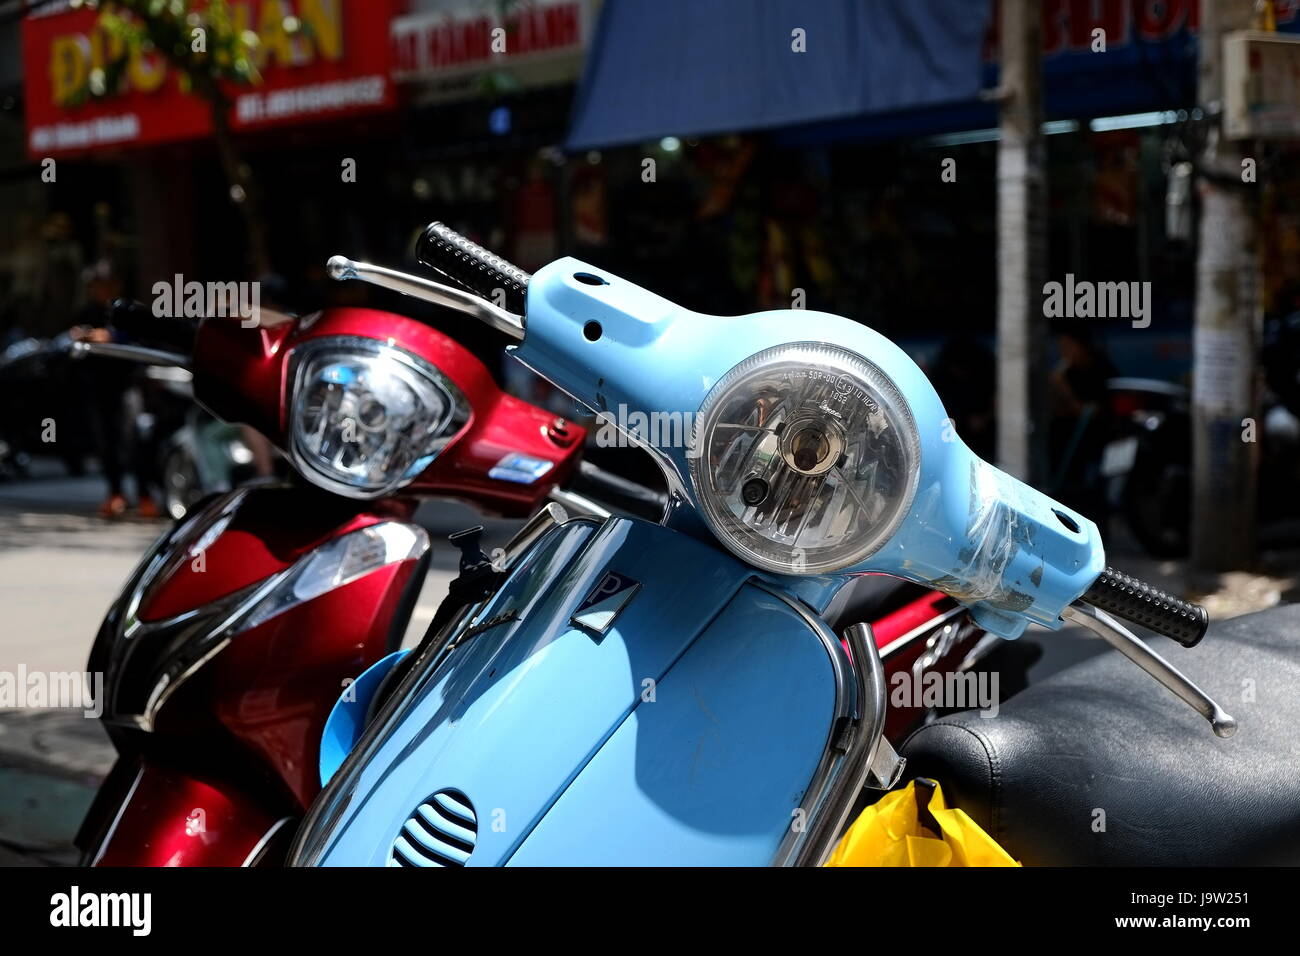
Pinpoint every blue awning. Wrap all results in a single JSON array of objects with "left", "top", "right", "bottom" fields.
[{"left": 566, "top": 0, "right": 992, "bottom": 150}]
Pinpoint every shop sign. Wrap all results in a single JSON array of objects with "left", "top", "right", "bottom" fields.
[
  {"left": 23, "top": 0, "right": 398, "bottom": 157},
  {"left": 391, "top": 0, "right": 590, "bottom": 96}
]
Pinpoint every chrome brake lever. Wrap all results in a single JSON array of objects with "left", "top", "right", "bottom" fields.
[
  {"left": 1062, "top": 601, "right": 1237, "bottom": 738},
  {"left": 326, "top": 255, "right": 525, "bottom": 341}
]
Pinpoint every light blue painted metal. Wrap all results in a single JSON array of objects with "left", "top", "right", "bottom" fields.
[
  {"left": 512, "top": 258, "right": 1105, "bottom": 638},
  {"left": 299, "top": 518, "right": 809, "bottom": 867},
  {"left": 507, "top": 582, "right": 838, "bottom": 865}
]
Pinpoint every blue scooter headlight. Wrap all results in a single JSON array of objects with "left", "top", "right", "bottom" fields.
[{"left": 689, "top": 343, "right": 921, "bottom": 575}]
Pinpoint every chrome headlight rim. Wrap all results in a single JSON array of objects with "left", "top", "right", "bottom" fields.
[
  {"left": 287, "top": 335, "right": 471, "bottom": 500},
  {"left": 688, "top": 341, "right": 921, "bottom": 575}
]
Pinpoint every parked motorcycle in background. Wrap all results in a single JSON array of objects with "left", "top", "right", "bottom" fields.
[
  {"left": 1105, "top": 319, "right": 1300, "bottom": 558},
  {"left": 0, "top": 332, "right": 95, "bottom": 479},
  {"left": 0, "top": 328, "right": 254, "bottom": 516}
]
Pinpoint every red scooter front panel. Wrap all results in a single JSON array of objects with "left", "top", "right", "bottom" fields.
[
  {"left": 87, "top": 758, "right": 286, "bottom": 867},
  {"left": 192, "top": 307, "right": 585, "bottom": 517},
  {"left": 79, "top": 486, "right": 431, "bottom": 865}
]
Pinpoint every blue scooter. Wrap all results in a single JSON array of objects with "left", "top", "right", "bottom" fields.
[{"left": 289, "top": 223, "right": 1233, "bottom": 867}]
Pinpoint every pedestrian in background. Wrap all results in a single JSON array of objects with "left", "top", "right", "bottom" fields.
[{"left": 70, "top": 261, "right": 162, "bottom": 519}]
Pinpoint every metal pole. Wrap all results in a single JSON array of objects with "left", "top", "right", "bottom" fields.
[
  {"left": 996, "top": 0, "right": 1048, "bottom": 483},
  {"left": 1191, "top": 0, "right": 1259, "bottom": 574}
]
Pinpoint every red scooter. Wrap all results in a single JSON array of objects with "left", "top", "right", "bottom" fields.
[
  {"left": 73, "top": 264, "right": 988, "bottom": 866},
  {"left": 73, "top": 297, "right": 598, "bottom": 866}
]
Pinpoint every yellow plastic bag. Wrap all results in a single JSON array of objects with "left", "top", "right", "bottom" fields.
[{"left": 825, "top": 778, "right": 1020, "bottom": 867}]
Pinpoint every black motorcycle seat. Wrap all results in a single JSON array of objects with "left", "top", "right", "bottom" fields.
[{"left": 899, "top": 603, "right": 1300, "bottom": 865}]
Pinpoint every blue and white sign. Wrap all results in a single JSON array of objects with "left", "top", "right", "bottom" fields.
[{"left": 489, "top": 452, "right": 555, "bottom": 485}]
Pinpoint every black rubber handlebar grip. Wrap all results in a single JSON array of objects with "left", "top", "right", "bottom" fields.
[
  {"left": 417, "top": 222, "right": 531, "bottom": 314},
  {"left": 1081, "top": 567, "right": 1209, "bottom": 647}
]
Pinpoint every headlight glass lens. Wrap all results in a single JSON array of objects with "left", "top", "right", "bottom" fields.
[
  {"left": 290, "top": 338, "right": 469, "bottom": 498},
  {"left": 689, "top": 343, "right": 920, "bottom": 574}
]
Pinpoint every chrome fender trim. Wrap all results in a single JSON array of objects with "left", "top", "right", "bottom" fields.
[{"left": 764, "top": 582, "right": 900, "bottom": 867}]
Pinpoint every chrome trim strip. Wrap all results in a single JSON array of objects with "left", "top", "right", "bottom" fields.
[
  {"left": 752, "top": 580, "right": 853, "bottom": 722},
  {"left": 791, "top": 619, "right": 894, "bottom": 867},
  {"left": 756, "top": 581, "right": 860, "bottom": 867},
  {"left": 761, "top": 580, "right": 895, "bottom": 866},
  {"left": 105, "top": 511, "right": 429, "bottom": 731},
  {"left": 241, "top": 816, "right": 295, "bottom": 867},
  {"left": 505, "top": 502, "right": 571, "bottom": 565},
  {"left": 86, "top": 764, "right": 145, "bottom": 867},
  {"left": 98, "top": 489, "right": 251, "bottom": 724},
  {"left": 547, "top": 486, "right": 612, "bottom": 520},
  {"left": 876, "top": 604, "right": 966, "bottom": 659}
]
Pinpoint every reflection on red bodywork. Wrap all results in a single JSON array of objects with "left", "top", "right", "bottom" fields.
[
  {"left": 91, "top": 760, "right": 282, "bottom": 867},
  {"left": 212, "top": 560, "right": 418, "bottom": 808}
]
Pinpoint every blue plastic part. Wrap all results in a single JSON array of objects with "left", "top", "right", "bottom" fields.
[
  {"left": 513, "top": 258, "right": 1105, "bottom": 638},
  {"left": 319, "top": 649, "right": 408, "bottom": 786},
  {"left": 302, "top": 517, "right": 842, "bottom": 867}
]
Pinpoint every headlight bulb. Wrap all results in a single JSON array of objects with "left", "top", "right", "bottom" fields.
[{"left": 689, "top": 343, "right": 921, "bottom": 575}]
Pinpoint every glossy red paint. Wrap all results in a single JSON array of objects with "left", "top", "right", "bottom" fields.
[
  {"left": 89, "top": 759, "right": 283, "bottom": 867},
  {"left": 85, "top": 301, "right": 588, "bottom": 866},
  {"left": 86, "top": 303, "right": 589, "bottom": 866},
  {"left": 874, "top": 593, "right": 985, "bottom": 741},
  {"left": 210, "top": 560, "right": 418, "bottom": 809},
  {"left": 872, "top": 590, "right": 954, "bottom": 648},
  {"left": 138, "top": 486, "right": 413, "bottom": 622}
]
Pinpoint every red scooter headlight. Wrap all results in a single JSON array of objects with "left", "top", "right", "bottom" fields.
[{"left": 288, "top": 336, "right": 471, "bottom": 498}]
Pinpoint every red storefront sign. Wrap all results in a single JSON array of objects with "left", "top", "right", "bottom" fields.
[
  {"left": 23, "top": 0, "right": 398, "bottom": 158},
  {"left": 391, "top": 0, "right": 588, "bottom": 81}
]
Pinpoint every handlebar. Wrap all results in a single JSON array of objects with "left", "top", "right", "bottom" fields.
[
  {"left": 1068, "top": 569, "right": 1226, "bottom": 736},
  {"left": 416, "top": 222, "right": 531, "bottom": 314},
  {"left": 1063, "top": 602, "right": 1234, "bottom": 737},
  {"left": 108, "top": 298, "right": 197, "bottom": 354},
  {"left": 326, "top": 255, "right": 524, "bottom": 340},
  {"left": 1081, "top": 567, "right": 1209, "bottom": 647}
]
